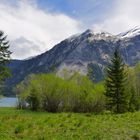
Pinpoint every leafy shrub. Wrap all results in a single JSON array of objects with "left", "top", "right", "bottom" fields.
[
  {"left": 126, "top": 62, "right": 140, "bottom": 111},
  {"left": 16, "top": 73, "right": 105, "bottom": 113},
  {"left": 15, "top": 124, "right": 24, "bottom": 134}
]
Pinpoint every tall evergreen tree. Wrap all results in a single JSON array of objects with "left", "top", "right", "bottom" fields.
[
  {"left": 105, "top": 48, "right": 128, "bottom": 113},
  {"left": 0, "top": 31, "right": 11, "bottom": 83}
]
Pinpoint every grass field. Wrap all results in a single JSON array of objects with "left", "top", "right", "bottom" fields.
[{"left": 0, "top": 108, "right": 140, "bottom": 140}]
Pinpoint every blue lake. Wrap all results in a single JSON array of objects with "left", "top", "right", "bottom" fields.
[{"left": 0, "top": 97, "right": 18, "bottom": 107}]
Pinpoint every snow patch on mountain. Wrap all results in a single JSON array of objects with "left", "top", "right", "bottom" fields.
[
  {"left": 82, "top": 29, "right": 113, "bottom": 37},
  {"left": 118, "top": 26, "right": 140, "bottom": 38}
]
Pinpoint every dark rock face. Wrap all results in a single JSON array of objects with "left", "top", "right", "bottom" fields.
[{"left": 5, "top": 29, "right": 140, "bottom": 96}]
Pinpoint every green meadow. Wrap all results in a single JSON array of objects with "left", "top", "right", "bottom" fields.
[{"left": 0, "top": 108, "right": 140, "bottom": 140}]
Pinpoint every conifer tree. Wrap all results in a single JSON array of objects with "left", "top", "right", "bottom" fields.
[
  {"left": 105, "top": 48, "right": 128, "bottom": 113},
  {"left": 0, "top": 31, "right": 11, "bottom": 83}
]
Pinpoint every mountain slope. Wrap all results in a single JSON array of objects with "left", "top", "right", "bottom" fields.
[
  {"left": 118, "top": 26, "right": 140, "bottom": 38},
  {"left": 5, "top": 28, "right": 140, "bottom": 96}
]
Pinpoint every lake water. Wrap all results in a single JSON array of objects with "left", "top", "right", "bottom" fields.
[{"left": 0, "top": 97, "right": 18, "bottom": 107}]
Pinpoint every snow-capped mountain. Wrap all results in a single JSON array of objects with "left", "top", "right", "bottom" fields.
[
  {"left": 118, "top": 26, "right": 140, "bottom": 38},
  {"left": 5, "top": 27, "right": 140, "bottom": 96},
  {"left": 82, "top": 29, "right": 113, "bottom": 38}
]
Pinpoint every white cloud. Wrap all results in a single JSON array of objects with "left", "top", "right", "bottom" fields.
[
  {"left": 0, "top": 1, "right": 81, "bottom": 59},
  {"left": 92, "top": 0, "right": 140, "bottom": 34}
]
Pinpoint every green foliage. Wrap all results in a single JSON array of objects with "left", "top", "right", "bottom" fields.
[
  {"left": 0, "top": 108, "right": 140, "bottom": 140},
  {"left": 15, "top": 124, "right": 24, "bottom": 134},
  {"left": 0, "top": 95, "right": 4, "bottom": 99},
  {"left": 105, "top": 48, "right": 128, "bottom": 113},
  {"left": 127, "top": 62, "right": 140, "bottom": 111},
  {"left": 0, "top": 31, "right": 11, "bottom": 83},
  {"left": 0, "top": 31, "right": 11, "bottom": 96},
  {"left": 16, "top": 73, "right": 105, "bottom": 113},
  {"left": 135, "top": 62, "right": 140, "bottom": 98},
  {"left": 129, "top": 87, "right": 138, "bottom": 112}
]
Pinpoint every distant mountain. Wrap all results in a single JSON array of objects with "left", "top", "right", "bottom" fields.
[{"left": 5, "top": 27, "right": 140, "bottom": 96}]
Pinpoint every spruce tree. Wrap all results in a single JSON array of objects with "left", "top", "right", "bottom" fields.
[
  {"left": 105, "top": 48, "right": 128, "bottom": 113},
  {"left": 0, "top": 31, "right": 11, "bottom": 83}
]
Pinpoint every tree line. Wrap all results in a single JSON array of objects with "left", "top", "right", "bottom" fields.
[
  {"left": 0, "top": 31, "right": 139, "bottom": 114},
  {"left": 15, "top": 49, "right": 140, "bottom": 113}
]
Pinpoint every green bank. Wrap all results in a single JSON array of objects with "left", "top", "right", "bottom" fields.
[{"left": 0, "top": 108, "right": 140, "bottom": 140}]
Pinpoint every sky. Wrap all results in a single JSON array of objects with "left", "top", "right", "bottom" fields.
[{"left": 0, "top": 0, "right": 140, "bottom": 59}]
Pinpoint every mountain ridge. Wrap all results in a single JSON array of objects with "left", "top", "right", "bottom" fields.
[{"left": 5, "top": 27, "right": 140, "bottom": 96}]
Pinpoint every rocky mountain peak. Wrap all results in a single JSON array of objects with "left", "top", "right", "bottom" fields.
[
  {"left": 82, "top": 29, "right": 112, "bottom": 37},
  {"left": 5, "top": 27, "right": 140, "bottom": 96}
]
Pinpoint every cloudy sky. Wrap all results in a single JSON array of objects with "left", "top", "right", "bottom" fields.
[{"left": 0, "top": 0, "right": 140, "bottom": 59}]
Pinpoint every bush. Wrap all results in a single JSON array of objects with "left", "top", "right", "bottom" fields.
[
  {"left": 126, "top": 63, "right": 140, "bottom": 111},
  {"left": 15, "top": 73, "right": 105, "bottom": 113}
]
